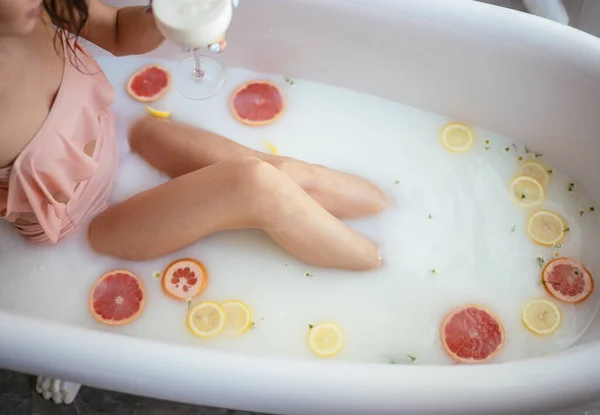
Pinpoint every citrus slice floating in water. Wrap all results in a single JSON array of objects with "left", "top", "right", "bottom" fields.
[
  {"left": 526, "top": 210, "right": 566, "bottom": 246},
  {"left": 126, "top": 64, "right": 172, "bottom": 103},
  {"left": 509, "top": 176, "right": 545, "bottom": 208},
  {"left": 230, "top": 80, "right": 285, "bottom": 126},
  {"left": 222, "top": 300, "right": 253, "bottom": 335},
  {"left": 308, "top": 322, "right": 344, "bottom": 358},
  {"left": 89, "top": 270, "right": 145, "bottom": 326},
  {"left": 187, "top": 301, "right": 226, "bottom": 338},
  {"left": 145, "top": 106, "right": 171, "bottom": 119},
  {"left": 521, "top": 298, "right": 562, "bottom": 335},
  {"left": 440, "top": 304, "right": 505, "bottom": 364},
  {"left": 518, "top": 160, "right": 550, "bottom": 188},
  {"left": 265, "top": 142, "right": 279, "bottom": 155},
  {"left": 162, "top": 258, "right": 209, "bottom": 300},
  {"left": 439, "top": 123, "right": 475, "bottom": 153},
  {"left": 542, "top": 257, "right": 594, "bottom": 304}
]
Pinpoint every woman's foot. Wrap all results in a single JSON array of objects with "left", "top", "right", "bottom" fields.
[{"left": 129, "top": 117, "right": 391, "bottom": 219}]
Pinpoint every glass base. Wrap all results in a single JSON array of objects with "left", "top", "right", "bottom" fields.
[{"left": 173, "top": 55, "right": 225, "bottom": 100}]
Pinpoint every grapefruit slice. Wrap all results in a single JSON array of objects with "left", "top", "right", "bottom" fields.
[
  {"left": 230, "top": 80, "right": 285, "bottom": 126},
  {"left": 126, "top": 64, "right": 172, "bottom": 103},
  {"left": 440, "top": 304, "right": 505, "bottom": 364},
  {"left": 89, "top": 270, "right": 145, "bottom": 326},
  {"left": 162, "top": 258, "right": 208, "bottom": 300},
  {"left": 542, "top": 257, "right": 594, "bottom": 303}
]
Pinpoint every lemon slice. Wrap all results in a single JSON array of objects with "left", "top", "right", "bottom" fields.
[
  {"left": 265, "top": 142, "right": 279, "bottom": 155},
  {"left": 440, "top": 123, "right": 475, "bottom": 153},
  {"left": 526, "top": 210, "right": 566, "bottom": 246},
  {"left": 509, "top": 176, "right": 545, "bottom": 208},
  {"left": 522, "top": 298, "right": 562, "bottom": 335},
  {"left": 518, "top": 160, "right": 550, "bottom": 188},
  {"left": 222, "top": 300, "right": 252, "bottom": 335},
  {"left": 145, "top": 106, "right": 171, "bottom": 119},
  {"left": 308, "top": 322, "right": 344, "bottom": 357},
  {"left": 187, "top": 301, "right": 226, "bottom": 338}
]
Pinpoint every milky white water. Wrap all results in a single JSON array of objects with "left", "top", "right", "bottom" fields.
[{"left": 1, "top": 57, "right": 599, "bottom": 366}]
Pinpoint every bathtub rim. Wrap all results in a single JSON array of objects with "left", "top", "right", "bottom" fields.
[{"left": 1, "top": 311, "right": 599, "bottom": 415}]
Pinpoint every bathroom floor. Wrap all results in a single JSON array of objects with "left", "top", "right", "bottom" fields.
[
  {"left": 1, "top": 368, "right": 599, "bottom": 415},
  {"left": 0, "top": 369, "right": 267, "bottom": 415}
]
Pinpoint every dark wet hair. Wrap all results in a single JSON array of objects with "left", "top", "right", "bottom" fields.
[{"left": 43, "top": 0, "right": 89, "bottom": 66}]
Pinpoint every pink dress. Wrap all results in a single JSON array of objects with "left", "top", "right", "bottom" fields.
[{"left": 0, "top": 36, "right": 118, "bottom": 244}]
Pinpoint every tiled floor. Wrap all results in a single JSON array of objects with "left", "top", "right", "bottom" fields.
[{"left": 0, "top": 370, "right": 267, "bottom": 415}]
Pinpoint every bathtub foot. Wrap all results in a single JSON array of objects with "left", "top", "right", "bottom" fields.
[{"left": 35, "top": 376, "right": 81, "bottom": 404}]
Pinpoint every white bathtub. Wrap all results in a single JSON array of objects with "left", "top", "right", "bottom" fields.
[{"left": 2, "top": 0, "right": 600, "bottom": 414}]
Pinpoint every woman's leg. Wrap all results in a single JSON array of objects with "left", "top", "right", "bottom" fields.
[
  {"left": 128, "top": 116, "right": 391, "bottom": 219},
  {"left": 89, "top": 157, "right": 381, "bottom": 271}
]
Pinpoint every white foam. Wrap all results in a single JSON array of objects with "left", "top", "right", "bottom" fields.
[{"left": 1, "top": 56, "right": 599, "bottom": 365}]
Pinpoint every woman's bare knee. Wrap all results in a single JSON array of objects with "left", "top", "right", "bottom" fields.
[{"left": 226, "top": 157, "right": 300, "bottom": 219}]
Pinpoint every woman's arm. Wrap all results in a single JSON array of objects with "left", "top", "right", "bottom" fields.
[{"left": 79, "top": 0, "right": 164, "bottom": 56}]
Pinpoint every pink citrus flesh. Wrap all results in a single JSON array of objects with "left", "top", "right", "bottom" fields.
[
  {"left": 230, "top": 80, "right": 285, "bottom": 126},
  {"left": 126, "top": 64, "right": 172, "bottom": 103},
  {"left": 440, "top": 304, "right": 505, "bottom": 364},
  {"left": 89, "top": 270, "right": 145, "bottom": 326},
  {"left": 542, "top": 257, "right": 594, "bottom": 304},
  {"left": 162, "top": 258, "right": 209, "bottom": 300}
]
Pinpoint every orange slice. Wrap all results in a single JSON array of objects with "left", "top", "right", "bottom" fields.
[{"left": 162, "top": 258, "right": 209, "bottom": 300}]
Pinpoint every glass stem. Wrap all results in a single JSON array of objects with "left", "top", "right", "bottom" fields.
[{"left": 192, "top": 48, "right": 205, "bottom": 81}]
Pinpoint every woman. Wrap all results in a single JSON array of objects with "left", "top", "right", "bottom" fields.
[{"left": 0, "top": 0, "right": 390, "bottom": 271}]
